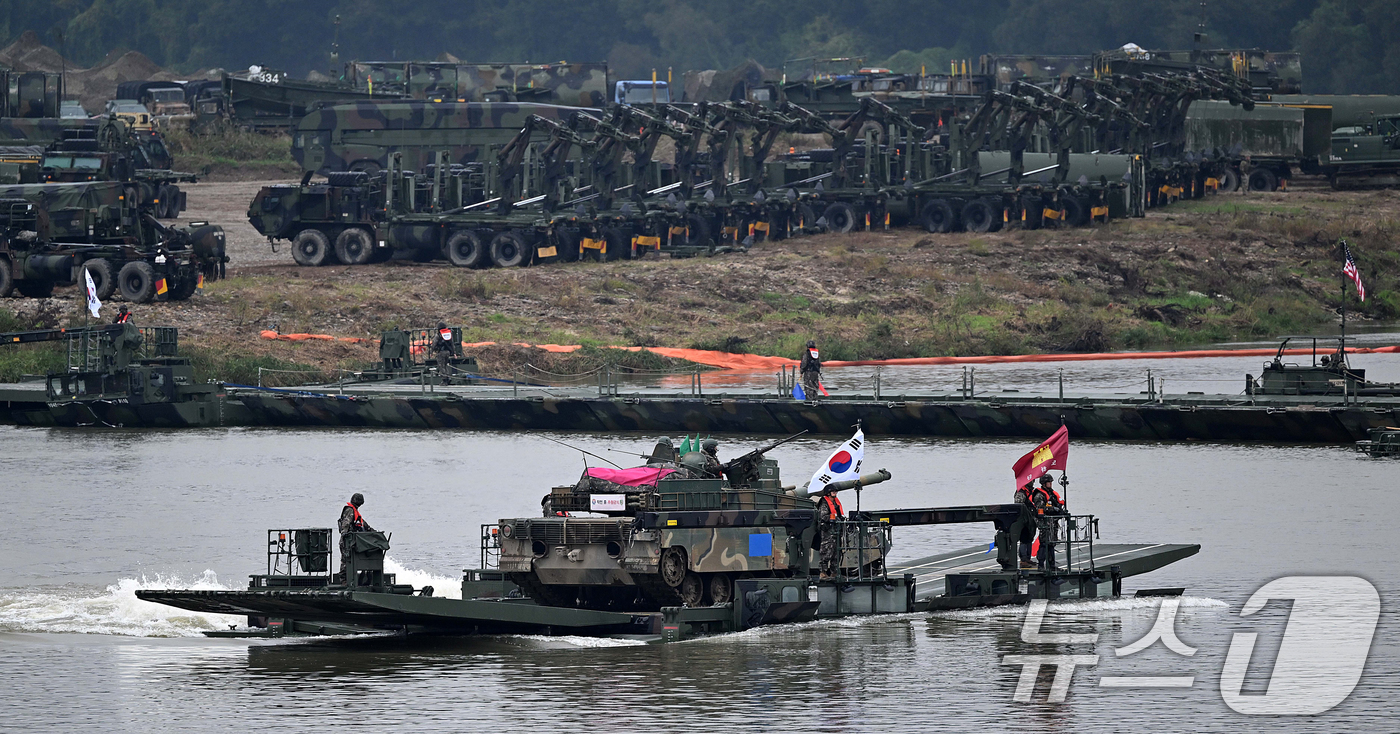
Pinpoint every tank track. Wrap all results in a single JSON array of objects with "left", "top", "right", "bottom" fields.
[
  {"left": 507, "top": 572, "right": 576, "bottom": 608},
  {"left": 634, "top": 572, "right": 683, "bottom": 608}
]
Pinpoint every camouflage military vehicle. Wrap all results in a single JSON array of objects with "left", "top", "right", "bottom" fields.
[
  {"left": 0, "top": 115, "right": 188, "bottom": 215},
  {"left": 347, "top": 61, "right": 607, "bottom": 106},
  {"left": 0, "top": 181, "right": 226, "bottom": 301},
  {"left": 291, "top": 100, "right": 596, "bottom": 175},
  {"left": 1325, "top": 113, "right": 1400, "bottom": 188},
  {"left": 496, "top": 435, "right": 892, "bottom": 611}
]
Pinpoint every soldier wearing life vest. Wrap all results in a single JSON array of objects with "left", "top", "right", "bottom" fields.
[
  {"left": 1032, "top": 474, "right": 1067, "bottom": 571},
  {"left": 113, "top": 306, "right": 132, "bottom": 324},
  {"left": 997, "top": 480, "right": 1039, "bottom": 571},
  {"left": 338, "top": 492, "right": 374, "bottom": 576},
  {"left": 799, "top": 340, "right": 821, "bottom": 398},
  {"left": 816, "top": 491, "right": 844, "bottom": 579},
  {"left": 433, "top": 321, "right": 455, "bottom": 384}
]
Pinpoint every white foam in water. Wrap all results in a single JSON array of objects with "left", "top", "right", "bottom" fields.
[
  {"left": 384, "top": 558, "right": 462, "bottom": 599},
  {"left": 0, "top": 558, "right": 463, "bottom": 638},
  {"left": 509, "top": 634, "right": 648, "bottom": 648},
  {"left": 0, "top": 570, "right": 242, "bottom": 638}
]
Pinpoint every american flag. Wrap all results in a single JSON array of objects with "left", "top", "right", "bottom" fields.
[{"left": 1342, "top": 242, "right": 1366, "bottom": 301}]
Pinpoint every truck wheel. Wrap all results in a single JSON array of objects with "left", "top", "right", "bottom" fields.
[
  {"left": 160, "top": 184, "right": 177, "bottom": 218},
  {"left": 81, "top": 259, "right": 117, "bottom": 300},
  {"left": 553, "top": 227, "right": 582, "bottom": 263},
  {"left": 16, "top": 279, "right": 54, "bottom": 298},
  {"left": 794, "top": 203, "right": 817, "bottom": 234},
  {"left": 444, "top": 230, "right": 487, "bottom": 268},
  {"left": 1219, "top": 168, "right": 1241, "bottom": 192},
  {"left": 681, "top": 213, "right": 711, "bottom": 248},
  {"left": 599, "top": 227, "right": 626, "bottom": 262},
  {"left": 117, "top": 261, "right": 157, "bottom": 303},
  {"left": 919, "top": 199, "right": 957, "bottom": 233},
  {"left": 1060, "top": 195, "right": 1089, "bottom": 227},
  {"left": 1247, "top": 168, "right": 1278, "bottom": 192},
  {"left": 960, "top": 198, "right": 997, "bottom": 233},
  {"left": 0, "top": 258, "right": 12, "bottom": 297},
  {"left": 821, "top": 202, "right": 856, "bottom": 233},
  {"left": 290, "top": 229, "right": 333, "bottom": 266},
  {"left": 170, "top": 269, "right": 199, "bottom": 300},
  {"left": 489, "top": 230, "right": 529, "bottom": 268},
  {"left": 334, "top": 227, "right": 374, "bottom": 265}
]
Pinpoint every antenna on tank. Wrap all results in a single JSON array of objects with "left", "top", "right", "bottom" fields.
[
  {"left": 1192, "top": 1, "right": 1208, "bottom": 59},
  {"left": 539, "top": 434, "right": 622, "bottom": 469}
]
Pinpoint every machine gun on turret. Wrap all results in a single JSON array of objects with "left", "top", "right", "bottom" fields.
[{"left": 721, "top": 429, "right": 808, "bottom": 486}]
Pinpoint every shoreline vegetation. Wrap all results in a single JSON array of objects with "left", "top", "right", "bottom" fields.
[{"left": 2, "top": 184, "right": 1397, "bottom": 387}]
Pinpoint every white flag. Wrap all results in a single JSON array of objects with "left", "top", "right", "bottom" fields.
[
  {"left": 84, "top": 269, "right": 102, "bottom": 318},
  {"left": 807, "top": 428, "right": 864, "bottom": 493}
]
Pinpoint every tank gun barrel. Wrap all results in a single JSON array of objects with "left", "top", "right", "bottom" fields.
[{"left": 796, "top": 468, "right": 892, "bottom": 499}]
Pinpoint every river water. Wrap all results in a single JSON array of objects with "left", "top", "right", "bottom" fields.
[{"left": 2, "top": 352, "right": 1398, "bottom": 732}]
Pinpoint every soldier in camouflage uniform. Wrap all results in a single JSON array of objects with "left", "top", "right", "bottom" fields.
[
  {"left": 815, "top": 490, "right": 844, "bottom": 579},
  {"left": 700, "top": 438, "right": 723, "bottom": 478},
  {"left": 433, "top": 322, "right": 455, "bottom": 384},
  {"left": 1033, "top": 475, "right": 1066, "bottom": 571},
  {"left": 997, "top": 481, "right": 1038, "bottom": 570},
  {"left": 799, "top": 340, "right": 822, "bottom": 398},
  {"left": 338, "top": 492, "right": 374, "bottom": 576}
]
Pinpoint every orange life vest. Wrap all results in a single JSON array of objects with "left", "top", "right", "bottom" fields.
[
  {"left": 116, "top": 312, "right": 131, "bottom": 324},
  {"left": 345, "top": 502, "right": 367, "bottom": 530},
  {"left": 821, "top": 494, "right": 844, "bottom": 519},
  {"left": 1032, "top": 484, "right": 1064, "bottom": 513}
]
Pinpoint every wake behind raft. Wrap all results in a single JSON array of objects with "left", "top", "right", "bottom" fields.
[{"left": 137, "top": 434, "right": 1198, "bottom": 642}]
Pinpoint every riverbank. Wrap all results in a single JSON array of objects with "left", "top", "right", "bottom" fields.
[{"left": 1, "top": 182, "right": 1397, "bottom": 384}]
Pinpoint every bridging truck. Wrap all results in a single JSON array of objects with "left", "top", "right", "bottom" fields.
[{"left": 0, "top": 181, "right": 226, "bottom": 302}]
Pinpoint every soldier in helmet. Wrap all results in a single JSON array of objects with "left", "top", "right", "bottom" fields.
[
  {"left": 1032, "top": 474, "right": 1067, "bottom": 571},
  {"left": 433, "top": 321, "right": 455, "bottom": 384},
  {"left": 338, "top": 492, "right": 374, "bottom": 576},
  {"left": 700, "top": 438, "right": 722, "bottom": 477},
  {"left": 997, "top": 480, "right": 1038, "bottom": 571},
  {"left": 814, "top": 486, "right": 845, "bottom": 580},
  {"left": 799, "top": 340, "right": 822, "bottom": 398},
  {"left": 113, "top": 305, "right": 132, "bottom": 325}
]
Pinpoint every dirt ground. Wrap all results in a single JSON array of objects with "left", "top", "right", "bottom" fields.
[
  {"left": 183, "top": 179, "right": 299, "bottom": 266},
  {"left": 5, "top": 177, "right": 1399, "bottom": 378}
]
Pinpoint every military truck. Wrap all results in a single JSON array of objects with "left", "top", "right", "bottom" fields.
[
  {"left": 346, "top": 61, "right": 608, "bottom": 106},
  {"left": 290, "top": 100, "right": 596, "bottom": 176},
  {"left": 0, "top": 116, "right": 190, "bottom": 217},
  {"left": 1325, "top": 114, "right": 1400, "bottom": 188},
  {"left": 0, "top": 181, "right": 226, "bottom": 301},
  {"left": 497, "top": 434, "right": 894, "bottom": 611},
  {"left": 114, "top": 81, "right": 194, "bottom": 129}
]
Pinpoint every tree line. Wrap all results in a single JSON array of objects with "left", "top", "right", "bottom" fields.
[{"left": 2, "top": 0, "right": 1397, "bottom": 93}]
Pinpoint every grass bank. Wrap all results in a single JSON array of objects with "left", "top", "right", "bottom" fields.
[{"left": 165, "top": 127, "right": 299, "bottom": 181}]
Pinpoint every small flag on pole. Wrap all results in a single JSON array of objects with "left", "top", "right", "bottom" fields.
[
  {"left": 155, "top": 278, "right": 168, "bottom": 296},
  {"left": 792, "top": 383, "right": 806, "bottom": 400},
  {"left": 84, "top": 269, "right": 101, "bottom": 318},
  {"left": 1343, "top": 242, "right": 1366, "bottom": 301}
]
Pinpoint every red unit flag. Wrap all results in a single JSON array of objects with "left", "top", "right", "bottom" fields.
[{"left": 1012, "top": 425, "right": 1069, "bottom": 487}]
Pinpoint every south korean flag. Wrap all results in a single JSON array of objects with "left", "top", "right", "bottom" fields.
[{"left": 807, "top": 428, "right": 864, "bottom": 493}]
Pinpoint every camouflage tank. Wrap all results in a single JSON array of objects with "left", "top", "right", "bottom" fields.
[{"left": 496, "top": 435, "right": 892, "bottom": 611}]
